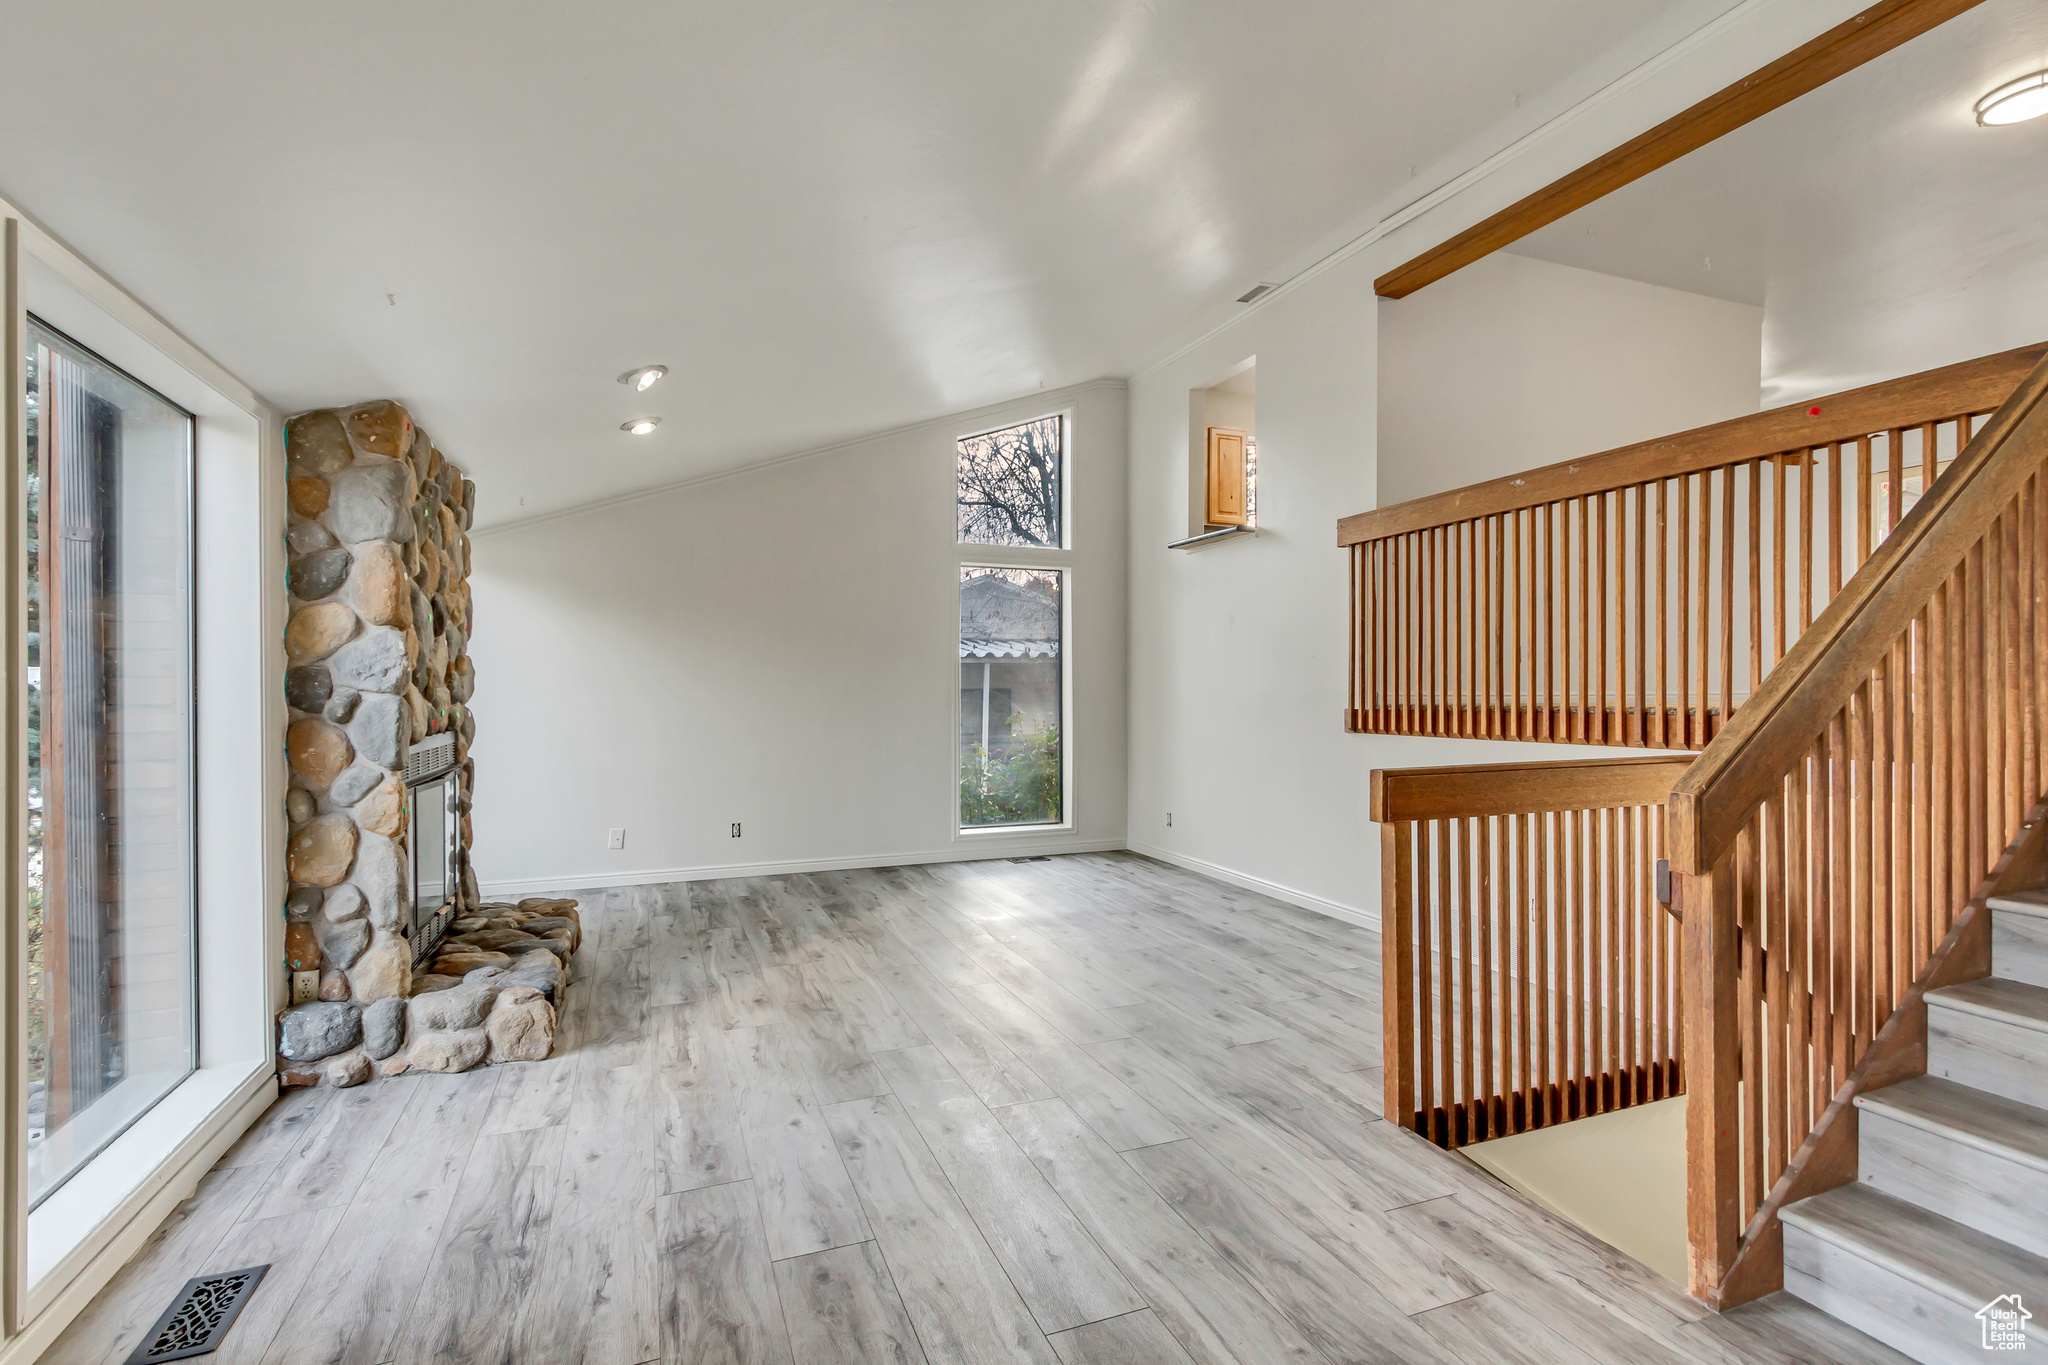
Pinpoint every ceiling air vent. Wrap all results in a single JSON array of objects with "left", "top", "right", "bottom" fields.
[
  {"left": 125, "top": 1266, "right": 269, "bottom": 1364},
  {"left": 1236, "top": 283, "right": 1277, "bottom": 304}
]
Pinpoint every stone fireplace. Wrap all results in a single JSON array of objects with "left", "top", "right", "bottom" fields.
[{"left": 275, "top": 400, "right": 575, "bottom": 1086}]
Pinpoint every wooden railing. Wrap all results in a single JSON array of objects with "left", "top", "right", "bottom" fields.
[
  {"left": 1373, "top": 755, "right": 1692, "bottom": 1149},
  {"left": 1670, "top": 346, "right": 2048, "bottom": 1307},
  {"left": 1342, "top": 344, "right": 2047, "bottom": 749}
]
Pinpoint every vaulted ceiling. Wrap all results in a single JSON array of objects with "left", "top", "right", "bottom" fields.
[{"left": 3, "top": 0, "right": 1706, "bottom": 522}]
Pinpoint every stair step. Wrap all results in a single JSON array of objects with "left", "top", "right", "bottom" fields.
[
  {"left": 1991, "top": 892, "right": 2048, "bottom": 989},
  {"left": 1988, "top": 888, "right": 2048, "bottom": 919},
  {"left": 1781, "top": 1184, "right": 2048, "bottom": 1364},
  {"left": 1856, "top": 1076, "right": 2048, "bottom": 1256},
  {"left": 1926, "top": 978, "right": 2048, "bottom": 1110}
]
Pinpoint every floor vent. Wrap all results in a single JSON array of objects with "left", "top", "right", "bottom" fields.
[
  {"left": 1008, "top": 855, "right": 1052, "bottom": 863},
  {"left": 125, "top": 1266, "right": 269, "bottom": 1364}
]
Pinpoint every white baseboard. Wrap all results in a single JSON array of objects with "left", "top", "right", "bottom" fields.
[
  {"left": 1124, "top": 841, "right": 1379, "bottom": 933},
  {"left": 480, "top": 836, "right": 1130, "bottom": 898}
]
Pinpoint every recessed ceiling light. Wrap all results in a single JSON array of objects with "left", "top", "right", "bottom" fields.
[
  {"left": 1977, "top": 71, "right": 2048, "bottom": 126},
  {"left": 618, "top": 364, "right": 668, "bottom": 391},
  {"left": 621, "top": 417, "right": 662, "bottom": 435}
]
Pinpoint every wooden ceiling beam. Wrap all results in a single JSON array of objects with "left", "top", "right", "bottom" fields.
[{"left": 1372, "top": 0, "right": 1989, "bottom": 300}]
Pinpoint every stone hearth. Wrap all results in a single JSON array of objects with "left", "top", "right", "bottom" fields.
[{"left": 275, "top": 399, "right": 571, "bottom": 1086}]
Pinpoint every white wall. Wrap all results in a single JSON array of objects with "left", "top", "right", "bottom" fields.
[
  {"left": 1126, "top": 143, "right": 1779, "bottom": 927},
  {"left": 1378, "top": 252, "right": 1763, "bottom": 506},
  {"left": 469, "top": 379, "right": 1128, "bottom": 892}
]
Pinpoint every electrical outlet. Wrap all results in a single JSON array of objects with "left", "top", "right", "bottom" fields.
[
  {"left": 1166, "top": 812, "right": 1173, "bottom": 827},
  {"left": 731, "top": 822, "right": 742, "bottom": 838},
  {"left": 607, "top": 828, "right": 626, "bottom": 850},
  {"left": 290, "top": 970, "right": 319, "bottom": 1006}
]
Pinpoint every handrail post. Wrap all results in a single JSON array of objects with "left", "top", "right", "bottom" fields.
[
  {"left": 1681, "top": 852, "right": 1739, "bottom": 1301},
  {"left": 1382, "top": 821, "right": 1416, "bottom": 1131}
]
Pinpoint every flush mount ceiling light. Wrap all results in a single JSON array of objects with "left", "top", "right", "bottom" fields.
[
  {"left": 621, "top": 417, "right": 662, "bottom": 435},
  {"left": 1977, "top": 71, "right": 2048, "bottom": 125},
  {"left": 617, "top": 364, "right": 669, "bottom": 391}
]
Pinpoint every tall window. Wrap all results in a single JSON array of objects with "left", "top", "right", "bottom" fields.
[
  {"left": 957, "top": 415, "right": 1066, "bottom": 829},
  {"left": 25, "top": 318, "right": 197, "bottom": 1208}
]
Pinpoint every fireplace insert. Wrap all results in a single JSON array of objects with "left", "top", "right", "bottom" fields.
[{"left": 404, "top": 733, "right": 460, "bottom": 965}]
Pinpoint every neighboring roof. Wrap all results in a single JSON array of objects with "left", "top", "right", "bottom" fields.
[{"left": 960, "top": 573, "right": 1059, "bottom": 660}]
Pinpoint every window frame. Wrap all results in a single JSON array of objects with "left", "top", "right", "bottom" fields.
[
  {"left": 951, "top": 407, "right": 1076, "bottom": 840},
  {"left": 4, "top": 204, "right": 283, "bottom": 1345},
  {"left": 953, "top": 411, "right": 1070, "bottom": 553},
  {"left": 23, "top": 312, "right": 202, "bottom": 1213}
]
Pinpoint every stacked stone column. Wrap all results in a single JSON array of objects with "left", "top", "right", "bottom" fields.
[{"left": 279, "top": 400, "right": 482, "bottom": 1083}]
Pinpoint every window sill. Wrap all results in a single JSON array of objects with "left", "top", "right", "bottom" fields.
[
  {"left": 26, "top": 1059, "right": 271, "bottom": 1313},
  {"left": 1168, "top": 525, "right": 1256, "bottom": 551},
  {"left": 955, "top": 821, "right": 1076, "bottom": 839}
]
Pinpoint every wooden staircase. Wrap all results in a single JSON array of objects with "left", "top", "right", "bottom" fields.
[
  {"left": 1352, "top": 340, "right": 2048, "bottom": 1354},
  {"left": 1778, "top": 888, "right": 2048, "bottom": 1361}
]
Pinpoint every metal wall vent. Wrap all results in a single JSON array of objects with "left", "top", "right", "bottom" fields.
[
  {"left": 125, "top": 1265, "right": 269, "bottom": 1364},
  {"left": 1008, "top": 855, "right": 1052, "bottom": 863},
  {"left": 404, "top": 731, "right": 457, "bottom": 784},
  {"left": 1236, "top": 282, "right": 1277, "bottom": 303}
]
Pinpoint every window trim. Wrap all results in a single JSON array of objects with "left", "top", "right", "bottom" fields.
[
  {"left": 954, "top": 411, "right": 1071, "bottom": 553},
  {"left": 953, "top": 561, "right": 1075, "bottom": 839},
  {"left": 951, "top": 403, "right": 1078, "bottom": 841},
  {"left": 3, "top": 201, "right": 283, "bottom": 1349},
  {"left": 23, "top": 313, "right": 203, "bottom": 1212}
]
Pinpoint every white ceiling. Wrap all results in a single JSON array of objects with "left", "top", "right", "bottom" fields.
[
  {"left": 1513, "top": 0, "right": 2048, "bottom": 406},
  {"left": 0, "top": 0, "right": 1695, "bottom": 524}
]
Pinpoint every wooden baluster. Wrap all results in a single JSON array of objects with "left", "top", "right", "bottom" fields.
[
  {"left": 1676, "top": 476, "right": 1691, "bottom": 751},
  {"left": 1771, "top": 455, "right": 1788, "bottom": 674},
  {"left": 1596, "top": 806, "right": 1614, "bottom": 1111},
  {"left": 1720, "top": 463, "right": 1735, "bottom": 739},
  {"left": 1737, "top": 819, "right": 1764, "bottom": 1214},
  {"left": 1682, "top": 854, "right": 1740, "bottom": 1301},
  {"left": 1887, "top": 428, "right": 1905, "bottom": 532},
  {"left": 1696, "top": 472, "right": 1713, "bottom": 748},
  {"left": 1922, "top": 594, "right": 1942, "bottom": 968},
  {"left": 1787, "top": 754, "right": 1813, "bottom": 1144},
  {"left": 1496, "top": 513, "right": 1508, "bottom": 741},
  {"left": 1827, "top": 441, "right": 1844, "bottom": 603},
  {"left": 1656, "top": 479, "right": 1670, "bottom": 748},
  {"left": 1622, "top": 806, "right": 1638, "bottom": 1105},
  {"left": 1382, "top": 822, "right": 1416, "bottom": 1129},
  {"left": 1508, "top": 512, "right": 1521, "bottom": 738},
  {"left": 1414, "top": 820, "right": 1435, "bottom": 1136},
  {"left": 1855, "top": 435, "right": 1873, "bottom": 572},
  {"left": 1458, "top": 817, "right": 1477, "bottom": 1138},
  {"left": 2036, "top": 472, "right": 2048, "bottom": 797},
  {"left": 1562, "top": 809, "right": 1580, "bottom": 1112},
  {"left": 1578, "top": 497, "right": 1591, "bottom": 743},
  {"left": 2015, "top": 491, "right": 2031, "bottom": 834},
  {"left": 1435, "top": 820, "right": 1455, "bottom": 1143},
  {"left": 1595, "top": 493, "right": 1609, "bottom": 744},
  {"left": 1478, "top": 815, "right": 1497, "bottom": 1136},
  {"left": 1536, "top": 810, "right": 1553, "bottom": 1126},
  {"left": 2026, "top": 476, "right": 2042, "bottom": 806},
  {"left": 1749, "top": 459, "right": 1764, "bottom": 705},
  {"left": 1514, "top": 812, "right": 1531, "bottom": 1131},
  {"left": 1453, "top": 522, "right": 1466, "bottom": 739},
  {"left": 1828, "top": 708, "right": 1852, "bottom": 1086},
  {"left": 1762, "top": 786, "right": 1787, "bottom": 1185},
  {"left": 1866, "top": 664, "right": 1886, "bottom": 1047},
  {"left": 1800, "top": 450, "right": 1815, "bottom": 641},
  {"left": 1635, "top": 484, "right": 1648, "bottom": 746},
  {"left": 1957, "top": 536, "right": 1974, "bottom": 908},
  {"left": 1546, "top": 503, "right": 1559, "bottom": 742}
]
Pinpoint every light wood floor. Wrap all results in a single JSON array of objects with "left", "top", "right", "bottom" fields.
[{"left": 46, "top": 853, "right": 1907, "bottom": 1365}]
